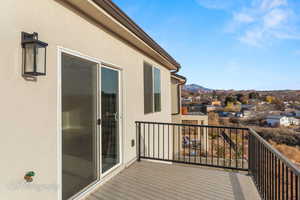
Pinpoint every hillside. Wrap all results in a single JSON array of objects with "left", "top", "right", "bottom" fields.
[
  {"left": 183, "top": 84, "right": 212, "bottom": 93},
  {"left": 183, "top": 83, "right": 300, "bottom": 98}
]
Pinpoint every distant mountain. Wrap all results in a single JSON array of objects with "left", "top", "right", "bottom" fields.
[
  {"left": 183, "top": 84, "right": 213, "bottom": 93},
  {"left": 182, "top": 84, "right": 300, "bottom": 95}
]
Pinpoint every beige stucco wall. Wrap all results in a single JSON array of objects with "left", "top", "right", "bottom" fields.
[
  {"left": 0, "top": 0, "right": 172, "bottom": 199},
  {"left": 171, "top": 78, "right": 183, "bottom": 115},
  {"left": 171, "top": 114, "right": 209, "bottom": 157},
  {"left": 172, "top": 114, "right": 208, "bottom": 126},
  {"left": 171, "top": 78, "right": 179, "bottom": 114},
  {"left": 181, "top": 115, "right": 208, "bottom": 125}
]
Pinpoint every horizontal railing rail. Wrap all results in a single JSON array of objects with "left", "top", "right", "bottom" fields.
[
  {"left": 136, "top": 121, "right": 249, "bottom": 171},
  {"left": 136, "top": 121, "right": 249, "bottom": 130},
  {"left": 248, "top": 128, "right": 300, "bottom": 200},
  {"left": 136, "top": 121, "right": 300, "bottom": 200}
]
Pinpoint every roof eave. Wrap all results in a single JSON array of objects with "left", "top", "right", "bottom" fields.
[
  {"left": 63, "top": 0, "right": 181, "bottom": 71},
  {"left": 93, "top": 0, "right": 180, "bottom": 70},
  {"left": 171, "top": 73, "right": 187, "bottom": 84}
]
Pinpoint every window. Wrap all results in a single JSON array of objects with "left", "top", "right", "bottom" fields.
[
  {"left": 154, "top": 67, "right": 161, "bottom": 112},
  {"left": 144, "top": 63, "right": 153, "bottom": 114},
  {"left": 144, "top": 62, "right": 161, "bottom": 114}
]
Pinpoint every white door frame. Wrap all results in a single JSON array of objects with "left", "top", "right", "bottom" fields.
[
  {"left": 57, "top": 47, "right": 124, "bottom": 200},
  {"left": 100, "top": 65, "right": 123, "bottom": 178}
]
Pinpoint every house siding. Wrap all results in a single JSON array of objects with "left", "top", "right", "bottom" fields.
[
  {"left": 0, "top": 1, "right": 172, "bottom": 199},
  {"left": 171, "top": 78, "right": 180, "bottom": 114}
]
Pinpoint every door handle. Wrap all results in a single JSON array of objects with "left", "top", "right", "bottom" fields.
[
  {"left": 97, "top": 118, "right": 101, "bottom": 125},
  {"left": 114, "top": 112, "right": 118, "bottom": 121}
]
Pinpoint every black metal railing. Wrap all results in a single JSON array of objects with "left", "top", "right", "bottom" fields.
[
  {"left": 136, "top": 121, "right": 249, "bottom": 171},
  {"left": 249, "top": 128, "right": 300, "bottom": 200},
  {"left": 135, "top": 121, "right": 300, "bottom": 200}
]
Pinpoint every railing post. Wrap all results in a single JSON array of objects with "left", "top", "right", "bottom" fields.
[
  {"left": 248, "top": 130, "right": 251, "bottom": 174},
  {"left": 137, "top": 122, "right": 141, "bottom": 162}
]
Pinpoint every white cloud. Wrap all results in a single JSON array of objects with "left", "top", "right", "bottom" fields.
[
  {"left": 227, "top": 0, "right": 300, "bottom": 46},
  {"left": 234, "top": 13, "right": 255, "bottom": 23},
  {"left": 263, "top": 8, "right": 289, "bottom": 28},
  {"left": 239, "top": 29, "right": 264, "bottom": 46},
  {"left": 259, "top": 0, "right": 287, "bottom": 11},
  {"left": 195, "top": 0, "right": 235, "bottom": 10},
  {"left": 195, "top": 0, "right": 300, "bottom": 46}
]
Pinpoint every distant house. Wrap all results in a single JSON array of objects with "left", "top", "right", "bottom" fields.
[
  {"left": 266, "top": 116, "right": 290, "bottom": 127},
  {"left": 219, "top": 112, "right": 229, "bottom": 117},
  {"left": 194, "top": 96, "right": 202, "bottom": 102},
  {"left": 282, "top": 111, "right": 296, "bottom": 117},
  {"left": 206, "top": 105, "right": 217, "bottom": 113},
  {"left": 241, "top": 104, "right": 256, "bottom": 111},
  {"left": 235, "top": 112, "right": 244, "bottom": 118},
  {"left": 258, "top": 101, "right": 267, "bottom": 105},
  {"left": 249, "top": 99, "right": 259, "bottom": 104},
  {"left": 211, "top": 100, "right": 222, "bottom": 106},
  {"left": 242, "top": 110, "right": 253, "bottom": 118},
  {"left": 181, "top": 103, "right": 206, "bottom": 114},
  {"left": 219, "top": 111, "right": 236, "bottom": 117},
  {"left": 228, "top": 112, "right": 236, "bottom": 117},
  {"left": 288, "top": 117, "right": 300, "bottom": 126},
  {"left": 182, "top": 98, "right": 193, "bottom": 104}
]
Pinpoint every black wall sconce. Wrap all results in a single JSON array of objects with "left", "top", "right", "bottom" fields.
[{"left": 21, "top": 32, "right": 48, "bottom": 76}]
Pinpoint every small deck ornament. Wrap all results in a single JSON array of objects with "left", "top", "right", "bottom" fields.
[{"left": 24, "top": 171, "right": 35, "bottom": 182}]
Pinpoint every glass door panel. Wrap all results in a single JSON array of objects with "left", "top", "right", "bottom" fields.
[
  {"left": 62, "top": 53, "right": 98, "bottom": 200},
  {"left": 101, "top": 67, "right": 120, "bottom": 173}
]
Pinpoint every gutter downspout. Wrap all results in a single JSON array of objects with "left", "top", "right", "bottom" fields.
[{"left": 171, "top": 65, "right": 180, "bottom": 75}]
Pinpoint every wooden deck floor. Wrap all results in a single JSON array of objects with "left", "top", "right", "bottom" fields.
[{"left": 86, "top": 161, "right": 260, "bottom": 200}]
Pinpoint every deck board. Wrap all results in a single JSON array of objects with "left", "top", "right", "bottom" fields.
[{"left": 86, "top": 161, "right": 260, "bottom": 200}]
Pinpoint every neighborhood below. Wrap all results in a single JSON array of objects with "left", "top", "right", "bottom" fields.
[{"left": 182, "top": 84, "right": 300, "bottom": 167}]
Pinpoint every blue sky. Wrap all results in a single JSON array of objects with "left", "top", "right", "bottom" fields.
[{"left": 113, "top": 0, "right": 300, "bottom": 90}]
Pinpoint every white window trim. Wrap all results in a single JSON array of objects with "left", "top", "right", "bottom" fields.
[{"left": 144, "top": 63, "right": 161, "bottom": 114}]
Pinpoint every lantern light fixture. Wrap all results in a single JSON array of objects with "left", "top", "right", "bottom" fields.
[{"left": 21, "top": 32, "right": 48, "bottom": 76}]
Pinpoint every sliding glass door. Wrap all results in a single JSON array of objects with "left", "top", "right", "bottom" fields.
[
  {"left": 101, "top": 67, "right": 120, "bottom": 174},
  {"left": 61, "top": 51, "right": 121, "bottom": 199},
  {"left": 61, "top": 53, "right": 98, "bottom": 200}
]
